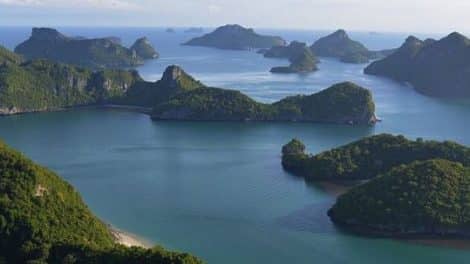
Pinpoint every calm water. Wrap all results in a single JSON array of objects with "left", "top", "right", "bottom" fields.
[{"left": 1, "top": 27, "right": 470, "bottom": 263}]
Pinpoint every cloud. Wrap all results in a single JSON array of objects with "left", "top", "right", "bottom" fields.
[{"left": 0, "top": 0, "right": 142, "bottom": 10}]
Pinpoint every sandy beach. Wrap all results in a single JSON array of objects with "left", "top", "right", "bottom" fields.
[{"left": 110, "top": 227, "right": 153, "bottom": 249}]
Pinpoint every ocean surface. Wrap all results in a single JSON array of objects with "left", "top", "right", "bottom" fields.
[{"left": 1, "top": 27, "right": 470, "bottom": 263}]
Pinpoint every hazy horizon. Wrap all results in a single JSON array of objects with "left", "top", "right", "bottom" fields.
[{"left": 0, "top": 0, "right": 469, "bottom": 34}]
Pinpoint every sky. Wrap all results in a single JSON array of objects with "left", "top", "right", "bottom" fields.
[{"left": 0, "top": 0, "right": 468, "bottom": 33}]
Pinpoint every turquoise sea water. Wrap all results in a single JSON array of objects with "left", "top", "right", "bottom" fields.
[{"left": 1, "top": 27, "right": 470, "bottom": 263}]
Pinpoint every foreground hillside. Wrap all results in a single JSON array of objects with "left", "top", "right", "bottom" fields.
[{"left": 0, "top": 140, "right": 202, "bottom": 263}]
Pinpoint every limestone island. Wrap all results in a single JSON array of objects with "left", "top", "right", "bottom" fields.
[
  {"left": 310, "top": 29, "right": 393, "bottom": 64},
  {"left": 328, "top": 159, "right": 470, "bottom": 239},
  {"left": 185, "top": 27, "right": 204, "bottom": 34},
  {"left": 282, "top": 134, "right": 470, "bottom": 181},
  {"left": 14, "top": 28, "right": 158, "bottom": 69},
  {"left": 183, "top": 24, "right": 286, "bottom": 50},
  {"left": 131, "top": 37, "right": 159, "bottom": 59},
  {"left": 364, "top": 32, "right": 470, "bottom": 98},
  {"left": 0, "top": 140, "right": 202, "bottom": 263},
  {"left": 151, "top": 81, "right": 376, "bottom": 125},
  {"left": 268, "top": 42, "right": 319, "bottom": 73}
]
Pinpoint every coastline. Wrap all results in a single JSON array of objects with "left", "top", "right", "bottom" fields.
[
  {"left": 0, "top": 104, "right": 152, "bottom": 117},
  {"left": 110, "top": 226, "right": 153, "bottom": 249}
]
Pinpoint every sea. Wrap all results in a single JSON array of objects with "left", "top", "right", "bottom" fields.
[{"left": 0, "top": 27, "right": 470, "bottom": 263}]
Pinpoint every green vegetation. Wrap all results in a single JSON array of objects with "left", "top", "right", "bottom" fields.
[
  {"left": 0, "top": 59, "right": 143, "bottom": 113},
  {"left": 131, "top": 37, "right": 159, "bottom": 59},
  {"left": 183, "top": 24, "right": 286, "bottom": 50},
  {"left": 152, "top": 82, "right": 376, "bottom": 125},
  {"left": 0, "top": 45, "right": 22, "bottom": 65},
  {"left": 365, "top": 32, "right": 470, "bottom": 97},
  {"left": 14, "top": 28, "right": 158, "bottom": 69},
  {"left": 282, "top": 134, "right": 470, "bottom": 181},
  {"left": 0, "top": 140, "right": 202, "bottom": 263},
  {"left": 0, "top": 60, "right": 205, "bottom": 114},
  {"left": 328, "top": 159, "right": 470, "bottom": 236}
]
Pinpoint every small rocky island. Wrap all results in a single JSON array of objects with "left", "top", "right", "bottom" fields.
[
  {"left": 266, "top": 42, "right": 319, "bottom": 73},
  {"left": 130, "top": 37, "right": 159, "bottom": 59},
  {"left": 310, "top": 29, "right": 390, "bottom": 63},
  {"left": 364, "top": 32, "right": 470, "bottom": 97},
  {"left": 183, "top": 24, "right": 286, "bottom": 50},
  {"left": 282, "top": 134, "right": 470, "bottom": 181},
  {"left": 0, "top": 140, "right": 202, "bottom": 263},
  {"left": 152, "top": 81, "right": 376, "bottom": 125},
  {"left": 14, "top": 28, "right": 158, "bottom": 68},
  {"left": 328, "top": 159, "right": 470, "bottom": 238}
]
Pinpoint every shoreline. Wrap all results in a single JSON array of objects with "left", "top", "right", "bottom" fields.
[{"left": 109, "top": 226, "right": 153, "bottom": 249}]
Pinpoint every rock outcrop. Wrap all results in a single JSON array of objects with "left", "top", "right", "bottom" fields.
[{"left": 131, "top": 37, "right": 159, "bottom": 59}]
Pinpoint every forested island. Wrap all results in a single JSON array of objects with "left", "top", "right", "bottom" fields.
[
  {"left": 151, "top": 82, "right": 376, "bottom": 124},
  {"left": 328, "top": 159, "right": 470, "bottom": 238},
  {"left": 14, "top": 28, "right": 158, "bottom": 69},
  {"left": 282, "top": 134, "right": 470, "bottom": 181},
  {"left": 0, "top": 140, "right": 201, "bottom": 263},
  {"left": 364, "top": 32, "right": 470, "bottom": 97},
  {"left": 0, "top": 47, "right": 376, "bottom": 125},
  {"left": 183, "top": 24, "right": 286, "bottom": 50},
  {"left": 266, "top": 42, "right": 319, "bottom": 73},
  {"left": 310, "top": 30, "right": 392, "bottom": 63}
]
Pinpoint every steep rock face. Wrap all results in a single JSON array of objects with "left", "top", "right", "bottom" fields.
[
  {"left": 183, "top": 24, "right": 286, "bottom": 50},
  {"left": 14, "top": 28, "right": 157, "bottom": 69},
  {"left": 328, "top": 159, "right": 470, "bottom": 238},
  {"left": 131, "top": 37, "right": 159, "bottom": 59},
  {"left": 365, "top": 32, "right": 470, "bottom": 97}
]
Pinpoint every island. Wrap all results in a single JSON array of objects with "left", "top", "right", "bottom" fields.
[
  {"left": 310, "top": 29, "right": 391, "bottom": 64},
  {"left": 14, "top": 28, "right": 158, "bottom": 69},
  {"left": 0, "top": 140, "right": 202, "bottom": 263},
  {"left": 270, "top": 46, "right": 318, "bottom": 73},
  {"left": 281, "top": 134, "right": 470, "bottom": 181},
  {"left": 151, "top": 82, "right": 376, "bottom": 125},
  {"left": 328, "top": 159, "right": 470, "bottom": 238},
  {"left": 165, "top": 28, "right": 176, "bottom": 33},
  {"left": 0, "top": 57, "right": 201, "bottom": 114},
  {"left": 183, "top": 24, "right": 286, "bottom": 50},
  {"left": 364, "top": 32, "right": 470, "bottom": 97},
  {"left": 131, "top": 37, "right": 159, "bottom": 59}
]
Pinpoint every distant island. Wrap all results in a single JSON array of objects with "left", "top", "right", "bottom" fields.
[
  {"left": 328, "top": 159, "right": 470, "bottom": 238},
  {"left": 131, "top": 37, "right": 159, "bottom": 59},
  {"left": 14, "top": 28, "right": 158, "bottom": 69},
  {"left": 183, "top": 24, "right": 286, "bottom": 50},
  {"left": 0, "top": 140, "right": 202, "bottom": 263},
  {"left": 264, "top": 41, "right": 319, "bottom": 73},
  {"left": 151, "top": 81, "right": 376, "bottom": 125},
  {"left": 364, "top": 32, "right": 470, "bottom": 98},
  {"left": 165, "top": 28, "right": 176, "bottom": 33},
  {"left": 282, "top": 134, "right": 470, "bottom": 181},
  {"left": 310, "top": 29, "right": 392, "bottom": 64}
]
